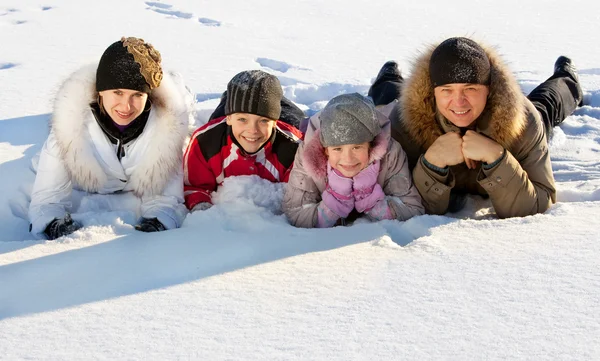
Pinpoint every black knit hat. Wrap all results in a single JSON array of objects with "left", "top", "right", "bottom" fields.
[
  {"left": 225, "top": 70, "right": 283, "bottom": 120},
  {"left": 96, "top": 37, "right": 163, "bottom": 93},
  {"left": 429, "top": 37, "right": 491, "bottom": 87}
]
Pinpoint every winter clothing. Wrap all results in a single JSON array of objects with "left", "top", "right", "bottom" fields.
[
  {"left": 322, "top": 164, "right": 355, "bottom": 218},
  {"left": 44, "top": 213, "right": 82, "bottom": 240},
  {"left": 389, "top": 38, "right": 577, "bottom": 218},
  {"left": 28, "top": 64, "right": 190, "bottom": 238},
  {"left": 225, "top": 70, "right": 283, "bottom": 120},
  {"left": 429, "top": 37, "right": 491, "bottom": 87},
  {"left": 96, "top": 37, "right": 162, "bottom": 93},
  {"left": 209, "top": 90, "right": 305, "bottom": 129},
  {"left": 283, "top": 97, "right": 424, "bottom": 228},
  {"left": 319, "top": 93, "right": 380, "bottom": 147},
  {"left": 135, "top": 217, "right": 167, "bottom": 232},
  {"left": 528, "top": 56, "right": 584, "bottom": 135},
  {"left": 352, "top": 160, "right": 387, "bottom": 213},
  {"left": 183, "top": 116, "right": 303, "bottom": 210},
  {"left": 368, "top": 61, "right": 404, "bottom": 106}
]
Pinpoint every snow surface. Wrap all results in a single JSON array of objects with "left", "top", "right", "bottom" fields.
[{"left": 1, "top": 0, "right": 600, "bottom": 359}]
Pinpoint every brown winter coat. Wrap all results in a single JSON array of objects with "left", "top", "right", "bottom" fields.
[
  {"left": 390, "top": 42, "right": 556, "bottom": 218},
  {"left": 283, "top": 109, "right": 424, "bottom": 228}
]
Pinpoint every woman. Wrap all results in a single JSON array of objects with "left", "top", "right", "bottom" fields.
[
  {"left": 28, "top": 37, "right": 190, "bottom": 239},
  {"left": 283, "top": 93, "right": 424, "bottom": 228}
]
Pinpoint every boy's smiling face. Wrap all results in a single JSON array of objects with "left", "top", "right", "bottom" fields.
[{"left": 227, "top": 113, "right": 276, "bottom": 154}]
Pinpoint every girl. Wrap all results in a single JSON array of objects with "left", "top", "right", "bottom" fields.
[
  {"left": 283, "top": 93, "right": 424, "bottom": 228},
  {"left": 28, "top": 37, "right": 189, "bottom": 239}
]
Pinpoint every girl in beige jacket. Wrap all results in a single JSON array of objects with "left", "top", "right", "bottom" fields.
[{"left": 283, "top": 93, "right": 424, "bottom": 228}]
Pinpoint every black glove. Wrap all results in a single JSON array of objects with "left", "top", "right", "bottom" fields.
[
  {"left": 44, "top": 213, "right": 82, "bottom": 240},
  {"left": 134, "top": 217, "right": 166, "bottom": 233}
]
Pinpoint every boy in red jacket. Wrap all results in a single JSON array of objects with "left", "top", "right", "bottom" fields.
[{"left": 184, "top": 70, "right": 304, "bottom": 211}]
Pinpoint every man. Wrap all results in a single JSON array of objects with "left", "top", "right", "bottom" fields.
[{"left": 374, "top": 37, "right": 582, "bottom": 218}]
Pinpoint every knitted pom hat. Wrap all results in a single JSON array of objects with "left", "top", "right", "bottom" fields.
[
  {"left": 319, "top": 93, "right": 380, "bottom": 147},
  {"left": 225, "top": 70, "right": 283, "bottom": 120},
  {"left": 96, "top": 37, "right": 163, "bottom": 93},
  {"left": 429, "top": 37, "right": 491, "bottom": 87}
]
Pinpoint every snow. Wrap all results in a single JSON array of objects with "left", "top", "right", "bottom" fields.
[{"left": 1, "top": 0, "right": 600, "bottom": 359}]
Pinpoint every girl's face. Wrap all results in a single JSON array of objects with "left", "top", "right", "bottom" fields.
[
  {"left": 325, "top": 142, "right": 370, "bottom": 178},
  {"left": 99, "top": 89, "right": 148, "bottom": 125}
]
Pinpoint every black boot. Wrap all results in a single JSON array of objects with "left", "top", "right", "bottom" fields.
[
  {"left": 554, "top": 56, "right": 584, "bottom": 106},
  {"left": 368, "top": 61, "right": 404, "bottom": 106}
]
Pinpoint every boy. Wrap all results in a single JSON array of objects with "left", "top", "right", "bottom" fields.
[{"left": 184, "top": 70, "right": 303, "bottom": 211}]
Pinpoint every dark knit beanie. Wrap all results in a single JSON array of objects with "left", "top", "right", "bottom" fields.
[
  {"left": 319, "top": 93, "right": 380, "bottom": 147},
  {"left": 429, "top": 37, "right": 491, "bottom": 87},
  {"left": 96, "top": 37, "right": 163, "bottom": 93},
  {"left": 225, "top": 70, "right": 283, "bottom": 120}
]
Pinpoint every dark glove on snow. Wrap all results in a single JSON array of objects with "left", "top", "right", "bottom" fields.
[
  {"left": 44, "top": 213, "right": 82, "bottom": 240},
  {"left": 134, "top": 217, "right": 166, "bottom": 233}
]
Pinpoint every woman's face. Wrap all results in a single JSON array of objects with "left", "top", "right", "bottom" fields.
[
  {"left": 325, "top": 142, "right": 370, "bottom": 178},
  {"left": 99, "top": 89, "right": 148, "bottom": 125}
]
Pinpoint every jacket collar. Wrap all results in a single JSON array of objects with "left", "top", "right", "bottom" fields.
[{"left": 90, "top": 102, "right": 150, "bottom": 145}]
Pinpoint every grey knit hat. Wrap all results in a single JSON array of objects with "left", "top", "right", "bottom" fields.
[
  {"left": 319, "top": 93, "right": 380, "bottom": 147},
  {"left": 429, "top": 37, "right": 491, "bottom": 87},
  {"left": 225, "top": 70, "right": 283, "bottom": 120}
]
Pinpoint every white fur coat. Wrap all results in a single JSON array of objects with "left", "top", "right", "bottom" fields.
[{"left": 28, "top": 64, "right": 191, "bottom": 236}]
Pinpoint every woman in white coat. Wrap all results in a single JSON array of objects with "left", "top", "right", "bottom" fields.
[{"left": 28, "top": 37, "right": 189, "bottom": 239}]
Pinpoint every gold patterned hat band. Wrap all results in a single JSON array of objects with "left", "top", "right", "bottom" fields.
[{"left": 121, "top": 37, "right": 163, "bottom": 90}]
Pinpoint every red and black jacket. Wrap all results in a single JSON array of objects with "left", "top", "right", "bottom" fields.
[{"left": 183, "top": 116, "right": 303, "bottom": 210}]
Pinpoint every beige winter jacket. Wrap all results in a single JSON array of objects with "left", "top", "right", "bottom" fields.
[
  {"left": 390, "top": 42, "right": 556, "bottom": 218},
  {"left": 283, "top": 109, "right": 424, "bottom": 228}
]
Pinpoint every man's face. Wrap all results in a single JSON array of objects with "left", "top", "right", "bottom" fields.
[{"left": 434, "top": 83, "right": 490, "bottom": 128}]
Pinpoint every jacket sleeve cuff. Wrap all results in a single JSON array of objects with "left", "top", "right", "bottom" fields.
[
  {"left": 29, "top": 206, "right": 68, "bottom": 237},
  {"left": 413, "top": 155, "right": 453, "bottom": 197},
  {"left": 422, "top": 155, "right": 449, "bottom": 175},
  {"left": 478, "top": 151, "right": 519, "bottom": 193}
]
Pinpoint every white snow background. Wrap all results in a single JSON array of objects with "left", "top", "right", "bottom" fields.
[{"left": 1, "top": 0, "right": 600, "bottom": 360}]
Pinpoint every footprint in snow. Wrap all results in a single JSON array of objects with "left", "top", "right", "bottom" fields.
[
  {"left": 0, "top": 8, "right": 18, "bottom": 16},
  {"left": 144, "top": 1, "right": 172, "bottom": 9},
  {"left": 0, "top": 63, "right": 18, "bottom": 70},
  {"left": 145, "top": 2, "right": 193, "bottom": 19},
  {"left": 198, "top": 17, "right": 221, "bottom": 26},
  {"left": 256, "top": 57, "right": 310, "bottom": 73}
]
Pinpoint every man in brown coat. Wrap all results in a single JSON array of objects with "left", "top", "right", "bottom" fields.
[{"left": 373, "top": 37, "right": 583, "bottom": 218}]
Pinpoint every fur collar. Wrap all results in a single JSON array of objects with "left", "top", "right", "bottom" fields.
[
  {"left": 302, "top": 112, "right": 390, "bottom": 180},
  {"left": 398, "top": 40, "right": 527, "bottom": 149},
  {"left": 51, "top": 64, "right": 190, "bottom": 196}
]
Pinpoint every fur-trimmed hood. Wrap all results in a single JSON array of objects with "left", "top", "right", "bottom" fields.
[
  {"left": 398, "top": 40, "right": 527, "bottom": 149},
  {"left": 301, "top": 110, "right": 390, "bottom": 180},
  {"left": 50, "top": 63, "right": 191, "bottom": 196}
]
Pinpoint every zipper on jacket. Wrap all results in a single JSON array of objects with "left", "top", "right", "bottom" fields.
[{"left": 116, "top": 140, "right": 125, "bottom": 161}]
